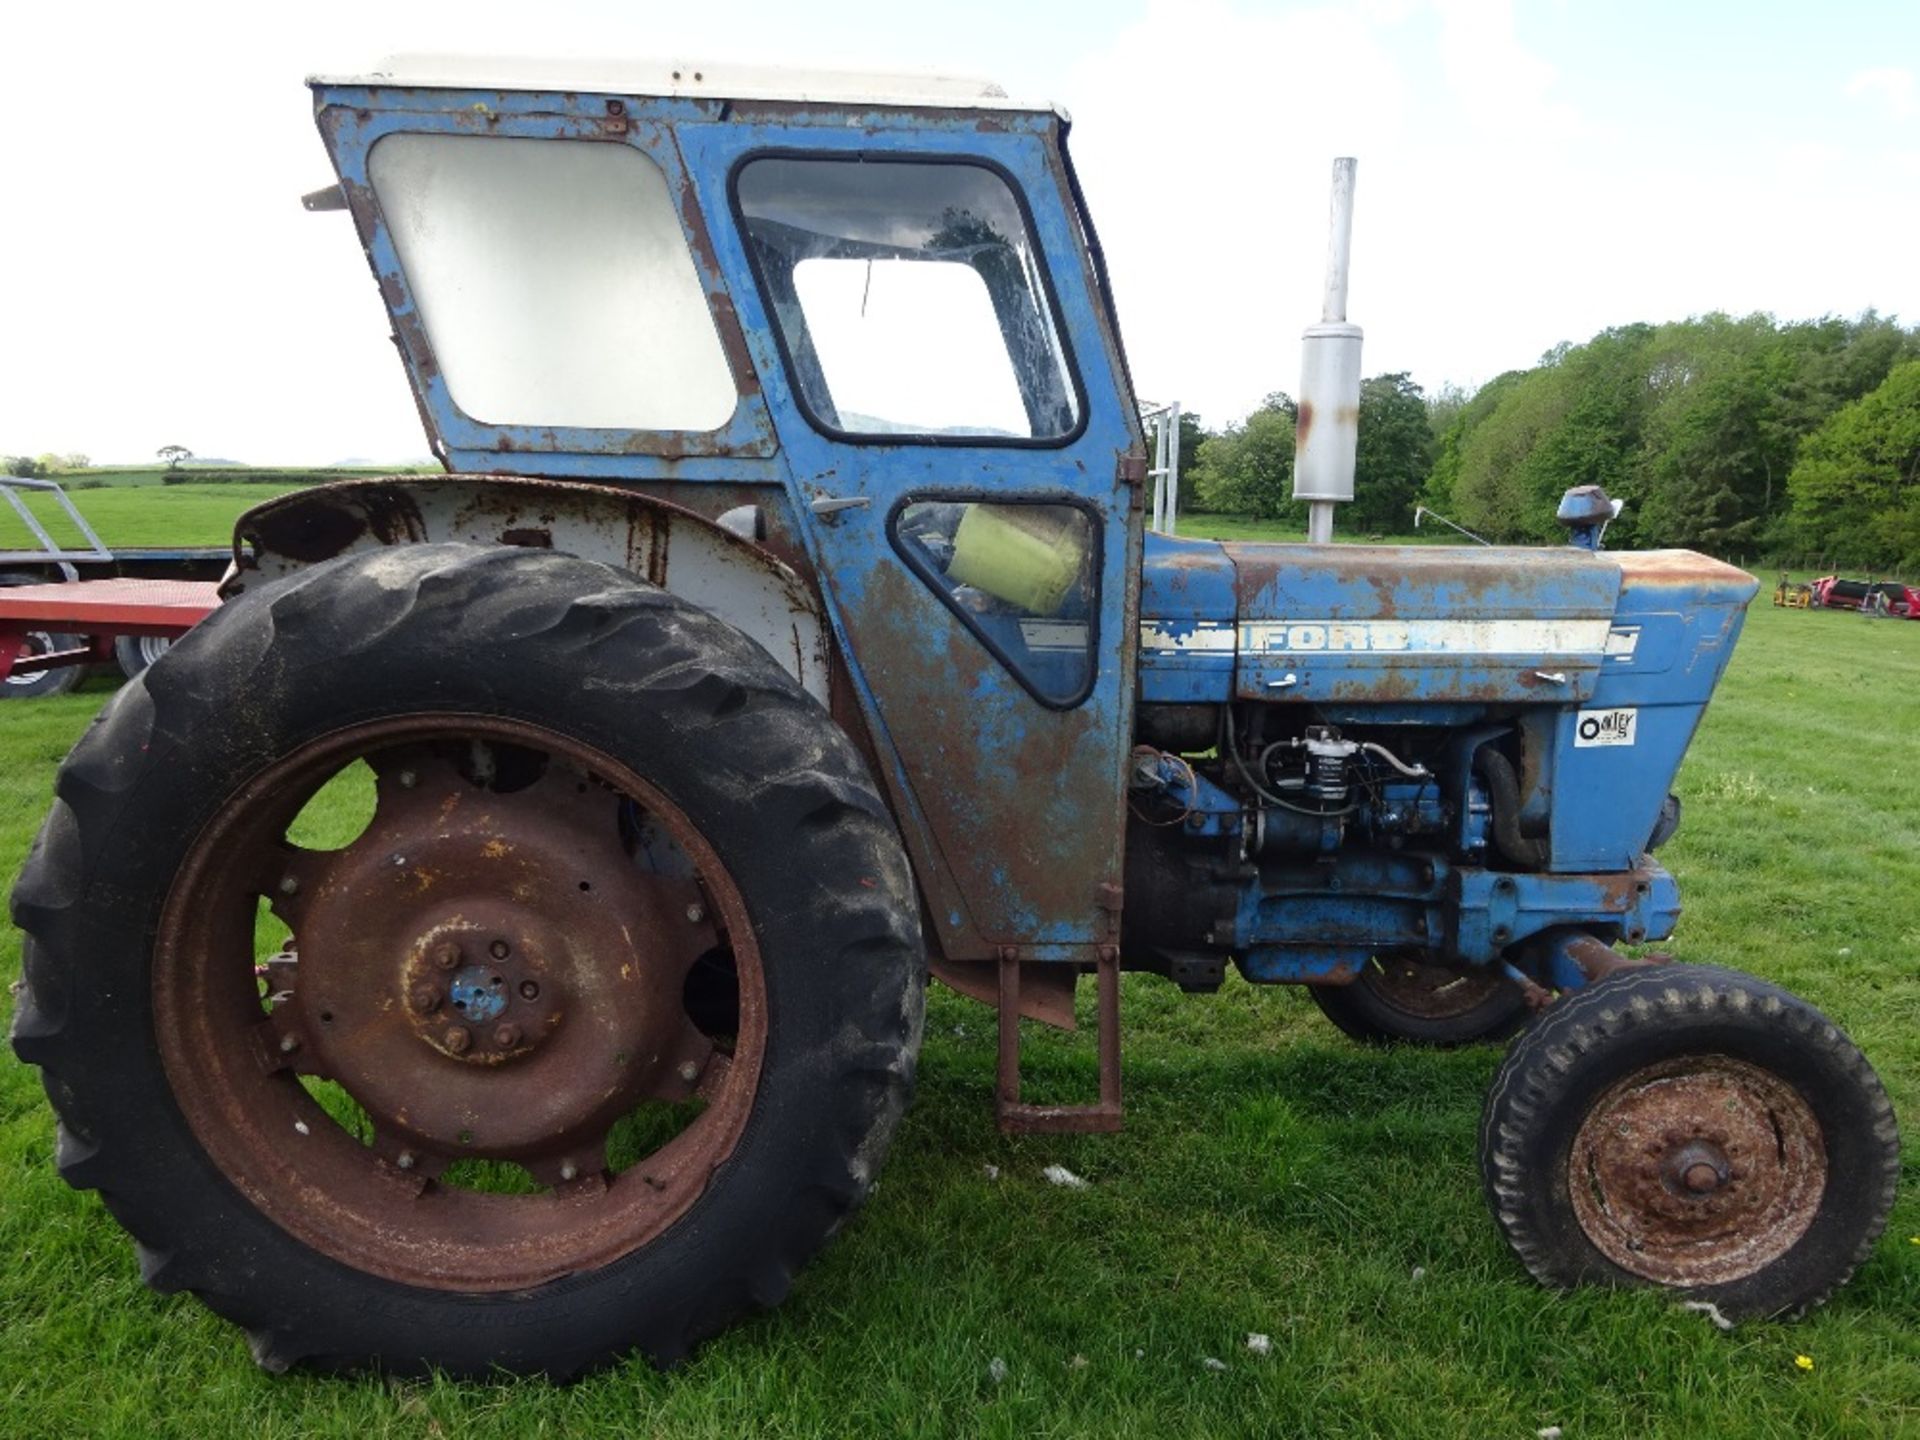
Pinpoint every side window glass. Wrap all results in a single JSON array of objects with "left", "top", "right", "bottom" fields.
[
  {"left": 893, "top": 501, "right": 1098, "bottom": 706},
  {"left": 369, "top": 133, "right": 737, "bottom": 432}
]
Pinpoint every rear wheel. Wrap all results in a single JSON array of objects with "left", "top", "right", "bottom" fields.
[
  {"left": 1480, "top": 964, "right": 1898, "bottom": 1317},
  {"left": 113, "top": 632, "right": 171, "bottom": 678},
  {"left": 1312, "top": 954, "right": 1528, "bottom": 1046},
  {"left": 0, "top": 628, "right": 87, "bottom": 698},
  {"left": 10, "top": 542, "right": 925, "bottom": 1376}
]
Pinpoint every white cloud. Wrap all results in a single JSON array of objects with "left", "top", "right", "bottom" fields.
[
  {"left": 1065, "top": 0, "right": 1413, "bottom": 423},
  {"left": 1844, "top": 65, "right": 1915, "bottom": 120},
  {"left": 1433, "top": 0, "right": 1575, "bottom": 140}
]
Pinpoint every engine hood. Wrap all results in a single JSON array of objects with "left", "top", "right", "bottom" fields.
[{"left": 1137, "top": 533, "right": 1752, "bottom": 707}]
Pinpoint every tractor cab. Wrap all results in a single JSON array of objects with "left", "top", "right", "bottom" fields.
[{"left": 303, "top": 57, "right": 1145, "bottom": 966}]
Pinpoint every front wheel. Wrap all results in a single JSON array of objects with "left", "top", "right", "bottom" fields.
[
  {"left": 10, "top": 543, "right": 925, "bottom": 1376},
  {"left": 1479, "top": 964, "right": 1899, "bottom": 1318}
]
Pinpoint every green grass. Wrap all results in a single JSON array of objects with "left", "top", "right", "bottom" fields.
[
  {"left": 0, "top": 483, "right": 300, "bottom": 552},
  {"left": 1, "top": 466, "right": 436, "bottom": 554},
  {"left": 1, "top": 605, "right": 1917, "bottom": 1438}
]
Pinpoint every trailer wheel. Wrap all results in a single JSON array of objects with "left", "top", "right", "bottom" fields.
[
  {"left": 1480, "top": 964, "right": 1898, "bottom": 1318},
  {"left": 1311, "top": 954, "right": 1528, "bottom": 1046},
  {"left": 10, "top": 542, "right": 925, "bottom": 1377},
  {"left": 1, "top": 629, "right": 88, "bottom": 699},
  {"left": 112, "top": 632, "right": 171, "bottom": 678}
]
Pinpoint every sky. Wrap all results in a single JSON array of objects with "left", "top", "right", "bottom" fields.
[{"left": 2, "top": 0, "right": 1916, "bottom": 464}]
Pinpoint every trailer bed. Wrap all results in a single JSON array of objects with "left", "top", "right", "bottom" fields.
[{"left": 0, "top": 578, "right": 220, "bottom": 684}]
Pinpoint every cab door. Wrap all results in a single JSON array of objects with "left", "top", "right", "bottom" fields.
[{"left": 680, "top": 114, "right": 1142, "bottom": 960}]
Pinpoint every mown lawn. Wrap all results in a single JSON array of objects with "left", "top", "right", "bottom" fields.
[
  {"left": 0, "top": 483, "right": 299, "bottom": 552},
  {"left": 1, "top": 575, "right": 1916, "bottom": 1438}
]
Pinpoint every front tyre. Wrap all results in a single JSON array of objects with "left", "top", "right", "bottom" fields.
[
  {"left": 1479, "top": 964, "right": 1898, "bottom": 1318},
  {"left": 9, "top": 543, "right": 925, "bottom": 1377}
]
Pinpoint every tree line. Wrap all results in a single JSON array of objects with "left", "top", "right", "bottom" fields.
[{"left": 1181, "top": 312, "right": 1920, "bottom": 571}]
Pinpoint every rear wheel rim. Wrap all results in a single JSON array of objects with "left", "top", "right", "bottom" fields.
[
  {"left": 153, "top": 714, "right": 766, "bottom": 1292},
  {"left": 1568, "top": 1055, "right": 1827, "bottom": 1285},
  {"left": 5, "top": 632, "right": 61, "bottom": 688},
  {"left": 1360, "top": 956, "right": 1509, "bottom": 1020}
]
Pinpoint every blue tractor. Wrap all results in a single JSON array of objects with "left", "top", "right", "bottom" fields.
[{"left": 10, "top": 57, "right": 1897, "bottom": 1377}]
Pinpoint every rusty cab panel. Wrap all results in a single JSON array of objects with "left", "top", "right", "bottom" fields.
[{"left": 306, "top": 67, "right": 1145, "bottom": 967}]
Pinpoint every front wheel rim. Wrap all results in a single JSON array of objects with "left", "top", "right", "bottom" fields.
[{"left": 1568, "top": 1055, "right": 1827, "bottom": 1286}]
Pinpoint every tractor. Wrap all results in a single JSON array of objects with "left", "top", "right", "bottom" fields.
[{"left": 8, "top": 56, "right": 1899, "bottom": 1377}]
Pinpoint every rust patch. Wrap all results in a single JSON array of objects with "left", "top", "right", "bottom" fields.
[
  {"left": 930, "top": 959, "right": 1075, "bottom": 1029},
  {"left": 707, "top": 291, "right": 762, "bottom": 397},
  {"left": 151, "top": 714, "right": 766, "bottom": 1293},
  {"left": 1569, "top": 1056, "right": 1827, "bottom": 1286},
  {"left": 243, "top": 497, "right": 369, "bottom": 564},
  {"left": 391, "top": 307, "right": 440, "bottom": 381}
]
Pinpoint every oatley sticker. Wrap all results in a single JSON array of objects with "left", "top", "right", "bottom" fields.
[{"left": 1574, "top": 707, "right": 1638, "bottom": 748}]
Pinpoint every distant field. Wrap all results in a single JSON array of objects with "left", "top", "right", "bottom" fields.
[
  {"left": 0, "top": 482, "right": 301, "bottom": 552},
  {"left": 0, "top": 467, "right": 437, "bottom": 555}
]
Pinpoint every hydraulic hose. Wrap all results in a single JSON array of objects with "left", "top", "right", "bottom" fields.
[{"left": 1478, "top": 748, "right": 1550, "bottom": 870}]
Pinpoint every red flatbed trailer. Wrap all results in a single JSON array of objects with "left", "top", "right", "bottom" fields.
[{"left": 0, "top": 578, "right": 219, "bottom": 689}]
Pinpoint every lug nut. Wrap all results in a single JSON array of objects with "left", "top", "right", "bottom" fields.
[
  {"left": 410, "top": 984, "right": 441, "bottom": 1014},
  {"left": 278, "top": 1033, "right": 300, "bottom": 1054},
  {"left": 396, "top": 1151, "right": 416, "bottom": 1171},
  {"left": 490, "top": 939, "right": 510, "bottom": 960},
  {"left": 431, "top": 941, "right": 461, "bottom": 971},
  {"left": 678, "top": 1060, "right": 701, "bottom": 1084},
  {"left": 519, "top": 980, "right": 540, "bottom": 1000},
  {"left": 397, "top": 769, "right": 417, "bottom": 789},
  {"left": 443, "top": 1025, "right": 472, "bottom": 1055},
  {"left": 494, "top": 1023, "right": 521, "bottom": 1048},
  {"left": 685, "top": 903, "right": 705, "bottom": 923},
  {"left": 559, "top": 1161, "right": 579, "bottom": 1182},
  {"left": 277, "top": 875, "right": 299, "bottom": 896}
]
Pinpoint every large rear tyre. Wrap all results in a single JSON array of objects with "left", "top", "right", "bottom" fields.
[
  {"left": 1479, "top": 964, "right": 1898, "bottom": 1318},
  {"left": 1312, "top": 954, "right": 1528, "bottom": 1047},
  {"left": 9, "top": 543, "right": 925, "bottom": 1377}
]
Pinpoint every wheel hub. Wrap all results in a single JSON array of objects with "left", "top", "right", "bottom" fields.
[
  {"left": 1569, "top": 1056, "right": 1827, "bottom": 1285},
  {"left": 284, "top": 757, "right": 718, "bottom": 1162},
  {"left": 399, "top": 927, "right": 563, "bottom": 1064}
]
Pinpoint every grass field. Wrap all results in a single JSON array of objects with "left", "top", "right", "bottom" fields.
[
  {"left": 1, "top": 561, "right": 1917, "bottom": 1437},
  {"left": 0, "top": 483, "right": 300, "bottom": 552}
]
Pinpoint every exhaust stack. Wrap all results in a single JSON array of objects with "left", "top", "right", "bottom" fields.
[{"left": 1293, "top": 158, "right": 1364, "bottom": 544}]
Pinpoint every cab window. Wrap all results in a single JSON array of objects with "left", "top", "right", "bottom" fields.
[{"left": 735, "top": 157, "right": 1081, "bottom": 443}]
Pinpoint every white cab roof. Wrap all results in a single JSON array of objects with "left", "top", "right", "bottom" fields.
[{"left": 308, "top": 54, "right": 1056, "bottom": 115}]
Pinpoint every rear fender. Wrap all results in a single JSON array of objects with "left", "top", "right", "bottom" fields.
[{"left": 227, "top": 475, "right": 830, "bottom": 705}]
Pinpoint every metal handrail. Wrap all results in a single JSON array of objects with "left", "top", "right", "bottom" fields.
[
  {"left": 0, "top": 477, "right": 114, "bottom": 576},
  {"left": 1138, "top": 400, "right": 1182, "bottom": 536}
]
